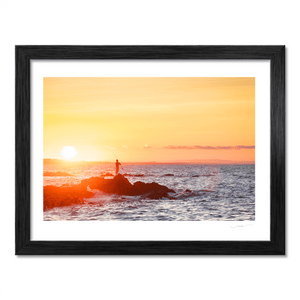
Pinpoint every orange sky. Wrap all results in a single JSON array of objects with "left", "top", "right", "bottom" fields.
[{"left": 43, "top": 77, "right": 255, "bottom": 163}]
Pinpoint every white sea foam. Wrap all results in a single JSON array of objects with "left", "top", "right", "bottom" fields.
[{"left": 43, "top": 164, "right": 255, "bottom": 221}]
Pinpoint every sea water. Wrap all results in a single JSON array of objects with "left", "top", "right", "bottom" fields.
[{"left": 43, "top": 164, "right": 255, "bottom": 221}]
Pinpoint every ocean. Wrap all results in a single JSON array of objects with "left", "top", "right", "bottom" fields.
[{"left": 43, "top": 163, "right": 255, "bottom": 221}]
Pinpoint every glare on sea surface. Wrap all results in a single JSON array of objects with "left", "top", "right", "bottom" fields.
[{"left": 61, "top": 146, "right": 78, "bottom": 159}]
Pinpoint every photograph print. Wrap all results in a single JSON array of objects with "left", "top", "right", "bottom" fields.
[{"left": 43, "top": 77, "right": 255, "bottom": 221}]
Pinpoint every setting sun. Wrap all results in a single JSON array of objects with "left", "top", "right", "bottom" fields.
[
  {"left": 43, "top": 76, "right": 256, "bottom": 222},
  {"left": 61, "top": 146, "right": 78, "bottom": 159},
  {"left": 44, "top": 77, "right": 255, "bottom": 163}
]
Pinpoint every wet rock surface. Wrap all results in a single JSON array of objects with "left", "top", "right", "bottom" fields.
[
  {"left": 43, "top": 185, "right": 94, "bottom": 211},
  {"left": 100, "top": 172, "right": 114, "bottom": 177},
  {"left": 44, "top": 174, "right": 176, "bottom": 210},
  {"left": 81, "top": 174, "right": 175, "bottom": 197}
]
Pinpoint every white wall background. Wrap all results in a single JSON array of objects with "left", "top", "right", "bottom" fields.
[{"left": 0, "top": 1, "right": 298, "bottom": 299}]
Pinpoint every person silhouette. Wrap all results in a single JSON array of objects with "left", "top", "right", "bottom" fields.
[{"left": 115, "top": 159, "right": 121, "bottom": 175}]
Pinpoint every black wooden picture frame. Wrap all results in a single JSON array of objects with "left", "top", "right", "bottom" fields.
[{"left": 15, "top": 45, "right": 285, "bottom": 255}]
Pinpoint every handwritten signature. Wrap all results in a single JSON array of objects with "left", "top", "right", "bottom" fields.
[{"left": 230, "top": 224, "right": 253, "bottom": 229}]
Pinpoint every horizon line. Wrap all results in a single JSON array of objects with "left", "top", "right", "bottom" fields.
[{"left": 44, "top": 158, "right": 255, "bottom": 164}]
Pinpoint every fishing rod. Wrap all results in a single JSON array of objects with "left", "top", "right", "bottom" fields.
[
  {"left": 111, "top": 150, "right": 125, "bottom": 171},
  {"left": 111, "top": 150, "right": 117, "bottom": 159}
]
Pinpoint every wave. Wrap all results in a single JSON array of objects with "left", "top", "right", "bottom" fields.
[{"left": 44, "top": 171, "right": 73, "bottom": 176}]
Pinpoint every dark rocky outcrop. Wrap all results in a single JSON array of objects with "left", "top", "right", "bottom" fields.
[
  {"left": 80, "top": 174, "right": 175, "bottom": 198},
  {"left": 43, "top": 174, "right": 175, "bottom": 211},
  {"left": 141, "top": 189, "right": 176, "bottom": 200},
  {"left": 43, "top": 185, "right": 94, "bottom": 211},
  {"left": 100, "top": 172, "right": 114, "bottom": 177}
]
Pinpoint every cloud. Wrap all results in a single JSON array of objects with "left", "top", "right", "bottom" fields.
[
  {"left": 123, "top": 145, "right": 129, "bottom": 148},
  {"left": 163, "top": 145, "right": 194, "bottom": 150},
  {"left": 234, "top": 145, "right": 255, "bottom": 149},
  {"left": 143, "top": 144, "right": 152, "bottom": 149},
  {"left": 106, "top": 146, "right": 116, "bottom": 150},
  {"left": 163, "top": 145, "right": 255, "bottom": 150}
]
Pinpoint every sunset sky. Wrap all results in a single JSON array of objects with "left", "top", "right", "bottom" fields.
[{"left": 43, "top": 77, "right": 255, "bottom": 163}]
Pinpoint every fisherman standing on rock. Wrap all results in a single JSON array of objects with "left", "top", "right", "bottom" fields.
[{"left": 115, "top": 159, "right": 121, "bottom": 175}]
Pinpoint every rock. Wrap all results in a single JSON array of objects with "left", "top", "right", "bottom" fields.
[
  {"left": 43, "top": 174, "right": 176, "bottom": 210},
  {"left": 80, "top": 175, "right": 133, "bottom": 195},
  {"left": 142, "top": 189, "right": 176, "bottom": 200},
  {"left": 43, "top": 185, "right": 94, "bottom": 211},
  {"left": 79, "top": 176, "right": 105, "bottom": 189},
  {"left": 80, "top": 174, "right": 175, "bottom": 198},
  {"left": 133, "top": 181, "right": 174, "bottom": 195},
  {"left": 101, "top": 172, "right": 114, "bottom": 177},
  {"left": 177, "top": 189, "right": 198, "bottom": 199}
]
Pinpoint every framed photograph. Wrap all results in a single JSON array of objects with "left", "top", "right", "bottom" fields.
[{"left": 15, "top": 46, "right": 285, "bottom": 255}]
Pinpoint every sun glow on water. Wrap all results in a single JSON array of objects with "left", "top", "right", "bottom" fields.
[{"left": 61, "top": 146, "right": 78, "bottom": 159}]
